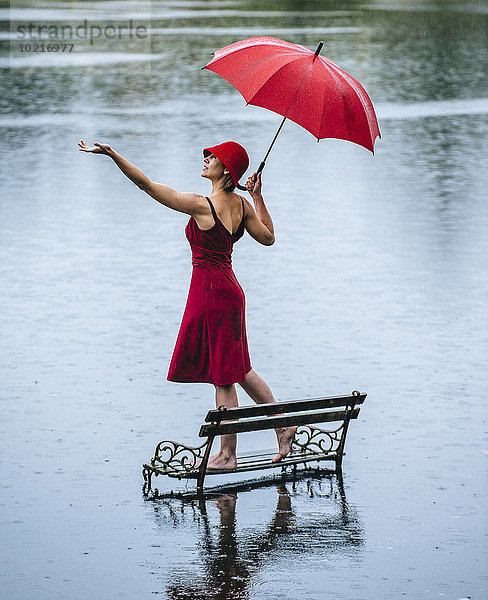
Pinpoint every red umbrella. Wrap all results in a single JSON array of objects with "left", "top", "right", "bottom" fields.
[{"left": 203, "top": 36, "right": 380, "bottom": 186}]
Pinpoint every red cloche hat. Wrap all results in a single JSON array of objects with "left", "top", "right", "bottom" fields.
[{"left": 203, "top": 141, "right": 249, "bottom": 187}]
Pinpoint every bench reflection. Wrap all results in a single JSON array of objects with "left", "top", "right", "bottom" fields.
[{"left": 150, "top": 475, "right": 363, "bottom": 599}]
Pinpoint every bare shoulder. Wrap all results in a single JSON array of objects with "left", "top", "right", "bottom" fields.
[
  {"left": 237, "top": 195, "right": 254, "bottom": 217},
  {"left": 188, "top": 193, "right": 210, "bottom": 215},
  {"left": 171, "top": 190, "right": 209, "bottom": 216}
]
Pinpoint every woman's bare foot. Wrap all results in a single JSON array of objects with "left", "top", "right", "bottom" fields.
[
  {"left": 272, "top": 426, "right": 297, "bottom": 462},
  {"left": 196, "top": 451, "right": 237, "bottom": 471}
]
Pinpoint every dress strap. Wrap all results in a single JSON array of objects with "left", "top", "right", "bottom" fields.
[
  {"left": 205, "top": 196, "right": 218, "bottom": 223},
  {"left": 237, "top": 197, "right": 246, "bottom": 230}
]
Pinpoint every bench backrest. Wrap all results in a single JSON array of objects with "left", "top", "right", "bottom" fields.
[{"left": 198, "top": 392, "right": 366, "bottom": 438}]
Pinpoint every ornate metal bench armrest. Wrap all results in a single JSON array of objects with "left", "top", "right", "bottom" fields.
[
  {"left": 150, "top": 439, "right": 209, "bottom": 474},
  {"left": 292, "top": 424, "right": 344, "bottom": 456}
]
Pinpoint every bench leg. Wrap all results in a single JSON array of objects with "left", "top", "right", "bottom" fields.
[
  {"left": 197, "top": 434, "right": 216, "bottom": 494},
  {"left": 335, "top": 404, "right": 355, "bottom": 470},
  {"left": 142, "top": 466, "right": 153, "bottom": 497}
]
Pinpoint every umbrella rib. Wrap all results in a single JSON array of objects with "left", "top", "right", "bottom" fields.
[
  {"left": 314, "top": 65, "right": 328, "bottom": 139},
  {"left": 246, "top": 54, "right": 308, "bottom": 113},
  {"left": 284, "top": 59, "right": 315, "bottom": 120},
  {"left": 321, "top": 57, "right": 379, "bottom": 143},
  {"left": 277, "top": 57, "right": 327, "bottom": 136}
]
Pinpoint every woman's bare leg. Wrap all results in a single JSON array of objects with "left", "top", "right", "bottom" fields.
[
  {"left": 238, "top": 369, "right": 296, "bottom": 462},
  {"left": 238, "top": 368, "right": 275, "bottom": 404},
  {"left": 205, "top": 383, "right": 238, "bottom": 470}
]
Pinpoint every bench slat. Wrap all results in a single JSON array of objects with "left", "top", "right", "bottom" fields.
[
  {"left": 235, "top": 448, "right": 327, "bottom": 468},
  {"left": 159, "top": 450, "right": 338, "bottom": 479},
  {"left": 199, "top": 407, "right": 360, "bottom": 437},
  {"left": 204, "top": 393, "right": 365, "bottom": 423},
  {"left": 216, "top": 452, "right": 338, "bottom": 473}
]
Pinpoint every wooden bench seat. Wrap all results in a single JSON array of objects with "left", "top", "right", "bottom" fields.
[{"left": 143, "top": 391, "right": 366, "bottom": 497}]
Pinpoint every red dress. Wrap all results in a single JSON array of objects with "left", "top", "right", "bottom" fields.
[{"left": 167, "top": 197, "right": 252, "bottom": 385}]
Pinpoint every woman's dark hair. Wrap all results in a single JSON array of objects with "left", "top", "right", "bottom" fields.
[{"left": 222, "top": 171, "right": 236, "bottom": 192}]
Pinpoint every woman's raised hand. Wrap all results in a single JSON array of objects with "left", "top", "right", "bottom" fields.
[
  {"left": 78, "top": 140, "right": 112, "bottom": 155},
  {"left": 245, "top": 172, "right": 262, "bottom": 197}
]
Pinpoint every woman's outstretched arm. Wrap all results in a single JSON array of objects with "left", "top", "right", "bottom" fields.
[{"left": 78, "top": 140, "right": 206, "bottom": 216}]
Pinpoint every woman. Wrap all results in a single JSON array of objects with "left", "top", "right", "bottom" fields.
[{"left": 78, "top": 139, "right": 295, "bottom": 469}]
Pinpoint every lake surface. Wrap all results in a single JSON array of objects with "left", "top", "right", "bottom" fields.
[{"left": 1, "top": 1, "right": 487, "bottom": 599}]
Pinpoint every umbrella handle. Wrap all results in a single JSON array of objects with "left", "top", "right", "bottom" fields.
[
  {"left": 236, "top": 162, "right": 264, "bottom": 191},
  {"left": 256, "top": 161, "right": 265, "bottom": 176}
]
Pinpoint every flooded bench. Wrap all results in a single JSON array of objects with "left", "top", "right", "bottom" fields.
[{"left": 143, "top": 391, "right": 366, "bottom": 497}]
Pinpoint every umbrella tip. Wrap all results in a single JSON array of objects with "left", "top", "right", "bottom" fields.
[{"left": 314, "top": 41, "right": 324, "bottom": 56}]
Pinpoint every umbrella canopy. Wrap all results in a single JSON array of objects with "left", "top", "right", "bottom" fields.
[{"left": 204, "top": 36, "right": 380, "bottom": 154}]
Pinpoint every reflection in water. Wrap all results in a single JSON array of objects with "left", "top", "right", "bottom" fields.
[{"left": 151, "top": 477, "right": 363, "bottom": 599}]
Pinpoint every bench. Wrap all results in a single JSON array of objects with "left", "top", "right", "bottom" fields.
[{"left": 142, "top": 390, "right": 366, "bottom": 497}]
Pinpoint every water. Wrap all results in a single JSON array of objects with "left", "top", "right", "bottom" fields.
[{"left": 1, "top": 1, "right": 487, "bottom": 598}]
